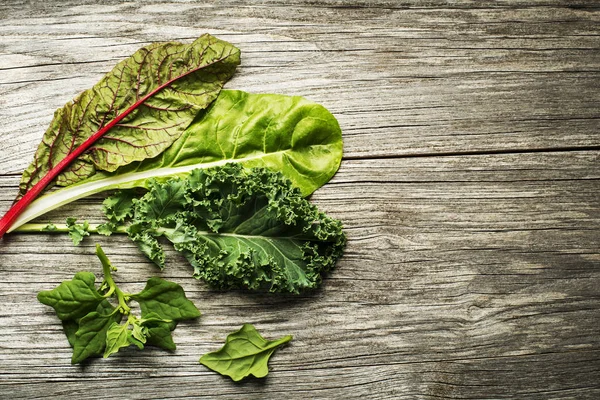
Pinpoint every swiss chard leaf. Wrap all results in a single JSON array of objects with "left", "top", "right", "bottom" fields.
[
  {"left": 200, "top": 324, "right": 292, "bottom": 382},
  {"left": 0, "top": 35, "right": 239, "bottom": 239},
  {"left": 9, "top": 91, "right": 342, "bottom": 233},
  {"left": 37, "top": 272, "right": 104, "bottom": 320},
  {"left": 118, "top": 164, "right": 347, "bottom": 294},
  {"left": 19, "top": 34, "right": 240, "bottom": 196}
]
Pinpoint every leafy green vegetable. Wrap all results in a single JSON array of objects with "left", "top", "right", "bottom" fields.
[
  {"left": 103, "top": 164, "right": 346, "bottom": 294},
  {"left": 38, "top": 272, "right": 104, "bottom": 320},
  {"left": 145, "top": 319, "right": 178, "bottom": 351},
  {"left": 66, "top": 217, "right": 90, "bottom": 245},
  {"left": 104, "top": 319, "right": 135, "bottom": 358},
  {"left": 37, "top": 245, "right": 200, "bottom": 363},
  {"left": 0, "top": 34, "right": 240, "bottom": 240},
  {"left": 41, "top": 223, "right": 58, "bottom": 232},
  {"left": 200, "top": 324, "right": 292, "bottom": 382},
  {"left": 72, "top": 301, "right": 122, "bottom": 364},
  {"left": 131, "top": 277, "right": 202, "bottom": 321},
  {"left": 9, "top": 90, "right": 343, "bottom": 233},
  {"left": 19, "top": 34, "right": 240, "bottom": 197}
]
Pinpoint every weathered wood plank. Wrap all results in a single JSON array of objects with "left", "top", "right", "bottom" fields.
[
  {"left": 0, "top": 152, "right": 598, "bottom": 398},
  {"left": 1, "top": 1, "right": 599, "bottom": 398},
  {"left": 0, "top": 1, "right": 599, "bottom": 173}
]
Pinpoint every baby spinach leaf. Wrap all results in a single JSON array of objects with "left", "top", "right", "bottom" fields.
[
  {"left": 8, "top": 90, "right": 343, "bottom": 233},
  {"left": 145, "top": 320, "right": 178, "bottom": 351},
  {"left": 62, "top": 320, "right": 79, "bottom": 348},
  {"left": 37, "top": 272, "right": 104, "bottom": 320},
  {"left": 104, "top": 321, "right": 134, "bottom": 358},
  {"left": 114, "top": 163, "right": 346, "bottom": 294},
  {"left": 200, "top": 324, "right": 292, "bottom": 382},
  {"left": 72, "top": 301, "right": 121, "bottom": 364},
  {"left": 131, "top": 277, "right": 201, "bottom": 321}
]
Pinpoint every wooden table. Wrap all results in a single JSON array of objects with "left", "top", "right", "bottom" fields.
[{"left": 1, "top": 1, "right": 598, "bottom": 399}]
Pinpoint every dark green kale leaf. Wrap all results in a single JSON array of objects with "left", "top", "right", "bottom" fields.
[{"left": 107, "top": 163, "right": 347, "bottom": 294}]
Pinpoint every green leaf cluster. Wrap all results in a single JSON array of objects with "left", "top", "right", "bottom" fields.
[
  {"left": 102, "top": 163, "right": 346, "bottom": 294},
  {"left": 9, "top": 90, "right": 343, "bottom": 232},
  {"left": 37, "top": 245, "right": 200, "bottom": 363},
  {"left": 200, "top": 324, "right": 292, "bottom": 381}
]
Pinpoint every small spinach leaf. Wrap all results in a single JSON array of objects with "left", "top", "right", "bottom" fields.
[
  {"left": 131, "top": 277, "right": 201, "bottom": 321},
  {"left": 37, "top": 272, "right": 103, "bottom": 320},
  {"left": 200, "top": 324, "right": 292, "bottom": 382}
]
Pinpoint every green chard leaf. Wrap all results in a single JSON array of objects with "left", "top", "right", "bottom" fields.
[
  {"left": 116, "top": 164, "right": 346, "bottom": 294},
  {"left": 200, "top": 324, "right": 292, "bottom": 382},
  {"left": 18, "top": 34, "right": 240, "bottom": 198},
  {"left": 131, "top": 277, "right": 201, "bottom": 321},
  {"left": 37, "top": 272, "right": 104, "bottom": 320},
  {"left": 9, "top": 90, "right": 343, "bottom": 233}
]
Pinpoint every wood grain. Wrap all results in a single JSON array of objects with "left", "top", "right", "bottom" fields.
[{"left": 0, "top": 1, "right": 599, "bottom": 399}]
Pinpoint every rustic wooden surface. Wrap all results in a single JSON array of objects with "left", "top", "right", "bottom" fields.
[{"left": 0, "top": 1, "right": 599, "bottom": 399}]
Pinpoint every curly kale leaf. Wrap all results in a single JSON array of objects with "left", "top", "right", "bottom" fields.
[{"left": 106, "top": 164, "right": 346, "bottom": 294}]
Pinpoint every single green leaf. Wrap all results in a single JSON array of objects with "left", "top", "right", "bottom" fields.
[
  {"left": 18, "top": 34, "right": 240, "bottom": 197},
  {"left": 103, "top": 321, "right": 132, "bottom": 358},
  {"left": 66, "top": 217, "right": 90, "bottom": 245},
  {"left": 72, "top": 300, "right": 122, "bottom": 364},
  {"left": 131, "top": 277, "right": 201, "bottom": 321},
  {"left": 145, "top": 321, "right": 177, "bottom": 351},
  {"left": 128, "top": 333, "right": 145, "bottom": 350},
  {"left": 9, "top": 90, "right": 342, "bottom": 232},
  {"left": 139, "top": 311, "right": 177, "bottom": 351},
  {"left": 131, "top": 320, "right": 148, "bottom": 345},
  {"left": 41, "top": 223, "right": 58, "bottom": 232},
  {"left": 37, "top": 272, "right": 104, "bottom": 320},
  {"left": 122, "top": 164, "right": 346, "bottom": 294},
  {"left": 62, "top": 320, "right": 79, "bottom": 348},
  {"left": 200, "top": 324, "right": 292, "bottom": 382},
  {"left": 96, "top": 223, "right": 114, "bottom": 236}
]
